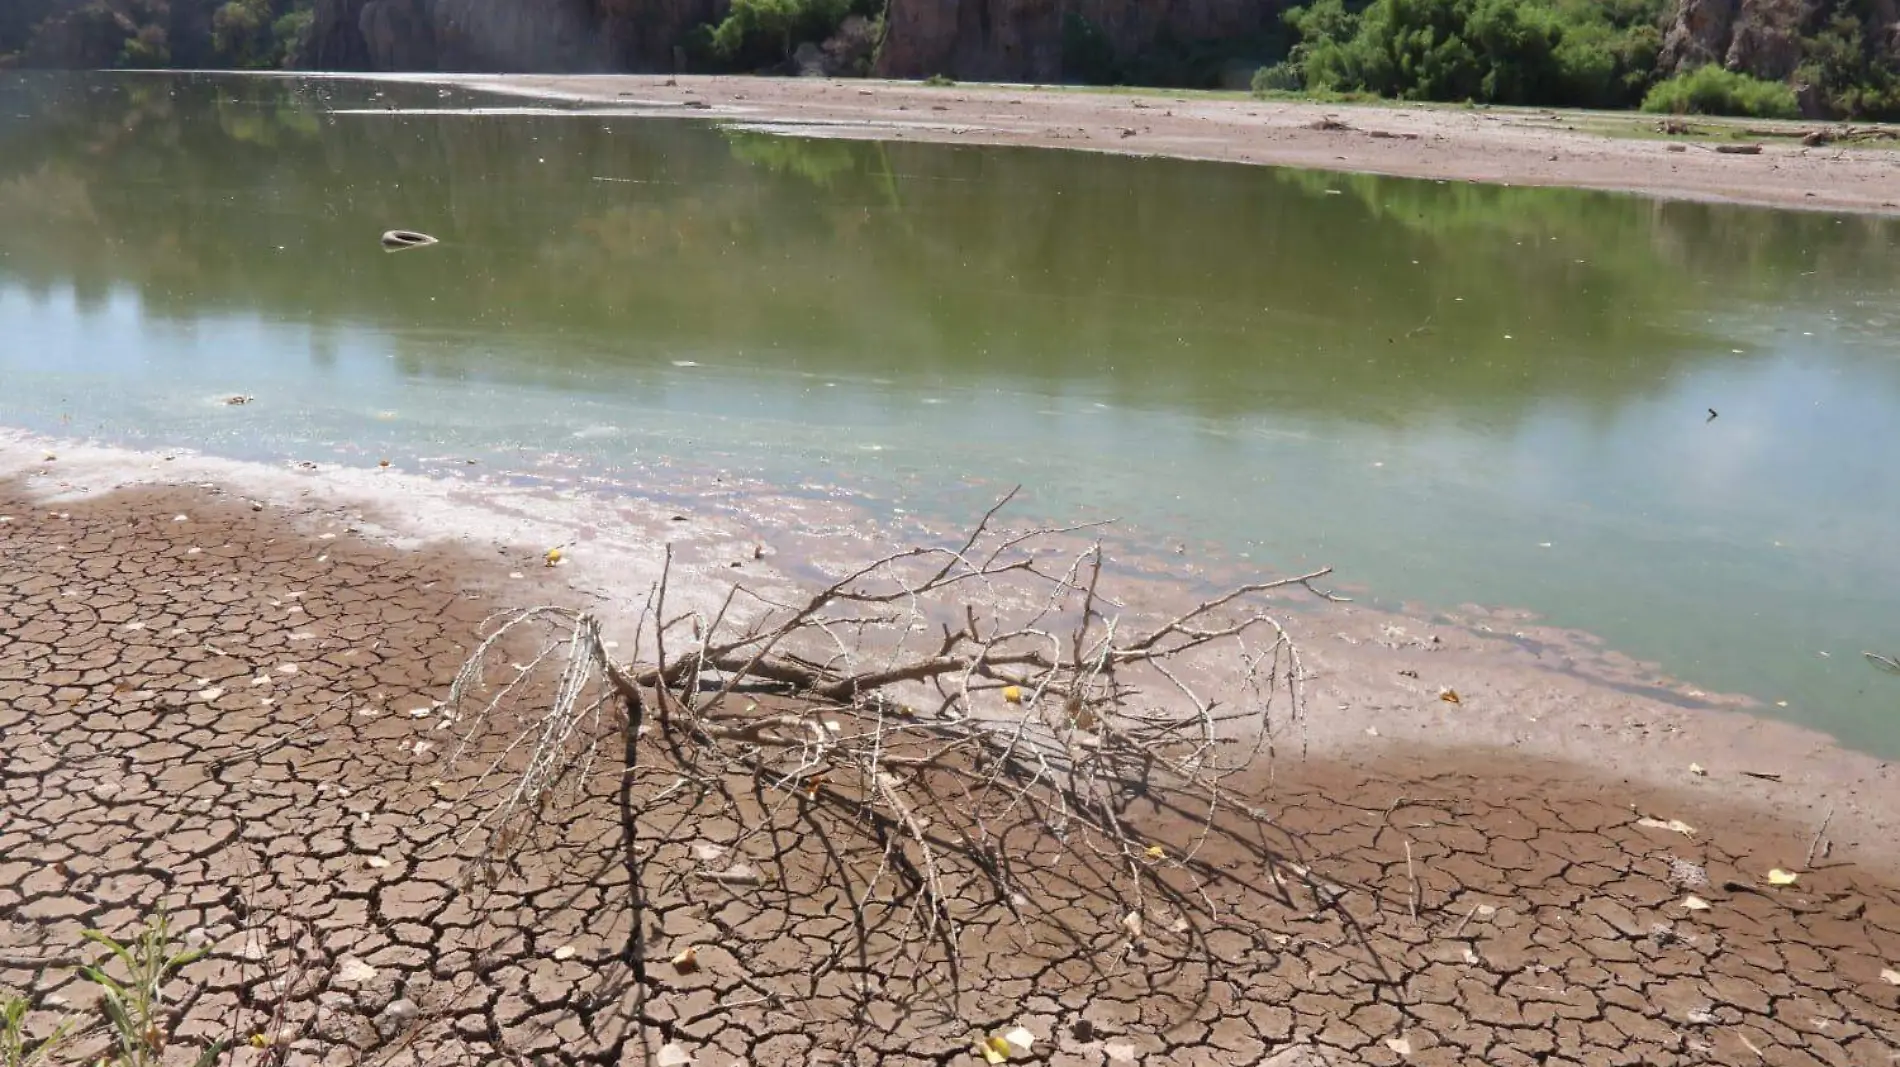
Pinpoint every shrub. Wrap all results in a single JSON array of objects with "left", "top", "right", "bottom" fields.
[
  {"left": 1640, "top": 65, "right": 1799, "bottom": 118},
  {"left": 1252, "top": 60, "right": 1304, "bottom": 93},
  {"left": 821, "top": 13, "right": 878, "bottom": 77}
]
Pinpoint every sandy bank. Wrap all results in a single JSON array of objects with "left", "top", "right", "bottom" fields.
[{"left": 363, "top": 72, "right": 1900, "bottom": 216}]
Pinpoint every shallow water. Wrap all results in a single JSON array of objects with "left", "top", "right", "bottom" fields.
[{"left": 3, "top": 72, "right": 1897, "bottom": 752}]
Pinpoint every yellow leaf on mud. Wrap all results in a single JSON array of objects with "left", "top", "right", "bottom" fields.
[
  {"left": 1438, "top": 688, "right": 1461, "bottom": 704},
  {"left": 1001, "top": 685, "right": 1024, "bottom": 704},
  {"left": 545, "top": 547, "right": 563, "bottom": 566},
  {"left": 1143, "top": 845, "right": 1166, "bottom": 861},
  {"left": 1766, "top": 868, "right": 1800, "bottom": 886},
  {"left": 671, "top": 946, "right": 699, "bottom": 973},
  {"left": 974, "top": 1035, "right": 1010, "bottom": 1064}
]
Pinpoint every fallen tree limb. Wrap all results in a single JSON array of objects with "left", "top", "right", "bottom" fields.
[{"left": 437, "top": 490, "right": 1348, "bottom": 1053}]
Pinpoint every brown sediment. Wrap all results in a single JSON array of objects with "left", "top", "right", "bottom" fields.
[
  {"left": 3, "top": 473, "right": 1900, "bottom": 1065},
  {"left": 363, "top": 73, "right": 1900, "bottom": 218}
]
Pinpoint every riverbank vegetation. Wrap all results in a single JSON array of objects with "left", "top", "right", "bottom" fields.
[
  {"left": 0, "top": 0, "right": 312, "bottom": 69},
  {"left": 3, "top": 0, "right": 1897, "bottom": 121},
  {"left": 1255, "top": 0, "right": 1894, "bottom": 119}
]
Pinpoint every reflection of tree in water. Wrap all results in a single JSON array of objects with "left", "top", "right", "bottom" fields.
[
  {"left": 723, "top": 127, "right": 865, "bottom": 188},
  {"left": 5, "top": 71, "right": 1900, "bottom": 425}
]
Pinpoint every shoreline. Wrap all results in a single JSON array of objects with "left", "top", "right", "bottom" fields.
[
  {"left": 6, "top": 427, "right": 1897, "bottom": 859},
  {"left": 333, "top": 71, "right": 1900, "bottom": 217},
  {"left": 7, "top": 429, "right": 1900, "bottom": 1063}
]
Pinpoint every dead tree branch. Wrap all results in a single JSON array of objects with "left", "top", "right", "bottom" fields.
[{"left": 439, "top": 492, "right": 1344, "bottom": 1050}]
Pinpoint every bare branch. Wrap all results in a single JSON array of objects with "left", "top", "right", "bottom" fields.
[{"left": 438, "top": 492, "right": 1340, "bottom": 1052}]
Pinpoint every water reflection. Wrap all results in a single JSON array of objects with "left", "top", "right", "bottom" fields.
[{"left": 2, "top": 72, "right": 1897, "bottom": 751}]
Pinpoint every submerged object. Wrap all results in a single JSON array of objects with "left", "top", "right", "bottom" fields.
[{"left": 380, "top": 229, "right": 439, "bottom": 251}]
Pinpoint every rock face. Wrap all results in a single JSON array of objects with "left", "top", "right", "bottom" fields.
[
  {"left": 431, "top": 0, "right": 602, "bottom": 70},
  {"left": 1658, "top": 0, "right": 1900, "bottom": 83},
  {"left": 1658, "top": 0, "right": 1806, "bottom": 79},
  {"left": 300, "top": 0, "right": 723, "bottom": 71},
  {"left": 874, "top": 0, "right": 1279, "bottom": 81}
]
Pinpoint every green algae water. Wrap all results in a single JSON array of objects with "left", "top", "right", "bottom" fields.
[{"left": 3, "top": 72, "right": 1898, "bottom": 752}]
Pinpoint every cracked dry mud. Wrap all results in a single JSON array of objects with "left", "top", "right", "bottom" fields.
[{"left": 3, "top": 478, "right": 1900, "bottom": 1066}]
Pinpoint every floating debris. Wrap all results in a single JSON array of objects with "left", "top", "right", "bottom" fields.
[{"left": 380, "top": 229, "right": 439, "bottom": 251}]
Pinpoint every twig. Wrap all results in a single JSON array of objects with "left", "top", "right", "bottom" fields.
[
  {"left": 1404, "top": 840, "right": 1419, "bottom": 923},
  {"left": 1805, "top": 802, "right": 1835, "bottom": 869},
  {"left": 1449, "top": 903, "right": 1481, "bottom": 939},
  {"left": 0, "top": 953, "right": 80, "bottom": 967},
  {"left": 616, "top": 670, "right": 649, "bottom": 1043}
]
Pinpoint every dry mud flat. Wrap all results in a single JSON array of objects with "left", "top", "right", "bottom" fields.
[
  {"left": 391, "top": 73, "right": 1900, "bottom": 217},
  {"left": 3, "top": 468, "right": 1900, "bottom": 1066}
]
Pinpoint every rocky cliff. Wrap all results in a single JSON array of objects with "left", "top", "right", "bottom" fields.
[
  {"left": 303, "top": 0, "right": 718, "bottom": 70},
  {"left": 1659, "top": 0, "right": 1900, "bottom": 81},
  {"left": 293, "top": 0, "right": 1273, "bottom": 78},
  {"left": 874, "top": 0, "right": 1281, "bottom": 81}
]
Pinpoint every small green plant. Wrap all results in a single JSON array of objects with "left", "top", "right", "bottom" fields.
[
  {"left": 77, "top": 915, "right": 228, "bottom": 1067},
  {"left": 1, "top": 996, "right": 74, "bottom": 1067},
  {"left": 1640, "top": 65, "right": 1800, "bottom": 119},
  {"left": 1252, "top": 60, "right": 1304, "bottom": 93},
  {"left": 923, "top": 72, "right": 956, "bottom": 86}
]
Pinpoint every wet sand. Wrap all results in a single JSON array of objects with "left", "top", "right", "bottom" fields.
[
  {"left": 4, "top": 434, "right": 1900, "bottom": 1064},
  {"left": 356, "top": 73, "right": 1900, "bottom": 217}
]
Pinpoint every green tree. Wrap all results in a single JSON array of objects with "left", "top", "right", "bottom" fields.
[
  {"left": 1796, "top": 10, "right": 1900, "bottom": 120},
  {"left": 211, "top": 0, "right": 271, "bottom": 67},
  {"left": 709, "top": 0, "right": 850, "bottom": 68},
  {"left": 1285, "top": 0, "right": 1666, "bottom": 107}
]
